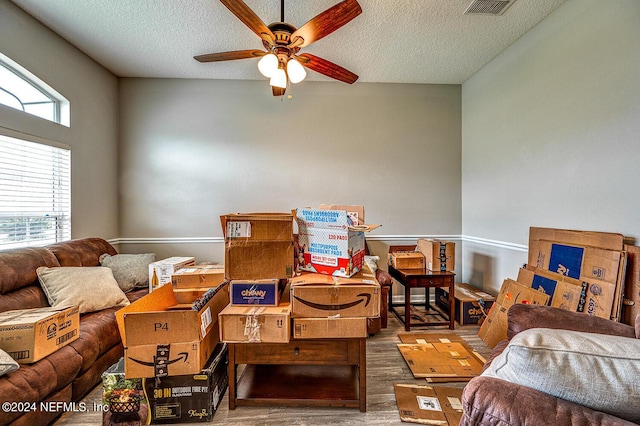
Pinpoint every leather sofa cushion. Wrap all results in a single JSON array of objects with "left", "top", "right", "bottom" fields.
[
  {"left": 0, "top": 247, "right": 59, "bottom": 296},
  {"left": 482, "top": 327, "right": 640, "bottom": 422},
  {"left": 0, "top": 345, "right": 82, "bottom": 425},
  {"left": 47, "top": 237, "right": 117, "bottom": 267}
]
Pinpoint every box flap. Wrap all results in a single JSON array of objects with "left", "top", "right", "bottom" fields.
[{"left": 293, "top": 207, "right": 380, "bottom": 233}]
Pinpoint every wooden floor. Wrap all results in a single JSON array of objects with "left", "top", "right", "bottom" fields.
[{"left": 53, "top": 315, "right": 491, "bottom": 426}]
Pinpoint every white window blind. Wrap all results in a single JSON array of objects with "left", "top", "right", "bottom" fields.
[{"left": 0, "top": 134, "right": 70, "bottom": 249}]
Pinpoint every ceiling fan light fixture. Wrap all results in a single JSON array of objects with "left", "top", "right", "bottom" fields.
[
  {"left": 287, "top": 58, "right": 306, "bottom": 83},
  {"left": 258, "top": 53, "right": 278, "bottom": 77},
  {"left": 269, "top": 67, "right": 287, "bottom": 89}
]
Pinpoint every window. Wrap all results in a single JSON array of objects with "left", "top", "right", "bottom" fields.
[
  {"left": 0, "top": 134, "right": 71, "bottom": 249},
  {"left": 0, "top": 53, "right": 70, "bottom": 126}
]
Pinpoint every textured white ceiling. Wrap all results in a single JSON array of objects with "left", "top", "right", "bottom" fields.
[{"left": 11, "top": 0, "right": 567, "bottom": 84}]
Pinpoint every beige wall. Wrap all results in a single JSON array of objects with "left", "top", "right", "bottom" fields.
[
  {"left": 461, "top": 0, "right": 640, "bottom": 293},
  {"left": 117, "top": 79, "right": 462, "bottom": 265},
  {"left": 0, "top": 1, "right": 120, "bottom": 239}
]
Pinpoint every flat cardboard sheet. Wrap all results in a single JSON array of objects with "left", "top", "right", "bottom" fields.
[
  {"left": 397, "top": 334, "right": 484, "bottom": 380},
  {"left": 623, "top": 245, "right": 640, "bottom": 326},
  {"left": 394, "top": 383, "right": 463, "bottom": 425}
]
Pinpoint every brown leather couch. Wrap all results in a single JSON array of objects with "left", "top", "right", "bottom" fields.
[
  {"left": 461, "top": 304, "right": 639, "bottom": 425},
  {"left": 0, "top": 238, "right": 147, "bottom": 426}
]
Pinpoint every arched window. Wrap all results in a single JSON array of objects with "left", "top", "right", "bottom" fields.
[{"left": 0, "top": 54, "right": 70, "bottom": 126}]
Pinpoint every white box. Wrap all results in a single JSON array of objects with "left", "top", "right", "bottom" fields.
[
  {"left": 149, "top": 257, "right": 196, "bottom": 292},
  {"left": 295, "top": 208, "right": 366, "bottom": 277}
]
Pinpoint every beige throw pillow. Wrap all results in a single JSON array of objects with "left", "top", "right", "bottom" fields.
[
  {"left": 36, "top": 266, "right": 130, "bottom": 314},
  {"left": 99, "top": 253, "right": 156, "bottom": 292},
  {"left": 482, "top": 327, "right": 640, "bottom": 422}
]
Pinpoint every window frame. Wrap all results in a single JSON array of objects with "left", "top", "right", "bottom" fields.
[
  {"left": 0, "top": 53, "right": 70, "bottom": 127},
  {"left": 0, "top": 129, "right": 71, "bottom": 249}
]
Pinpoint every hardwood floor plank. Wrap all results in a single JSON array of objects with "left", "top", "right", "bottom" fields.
[{"left": 53, "top": 316, "right": 491, "bottom": 425}]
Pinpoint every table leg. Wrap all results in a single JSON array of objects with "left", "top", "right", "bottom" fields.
[
  {"left": 359, "top": 338, "right": 367, "bottom": 412},
  {"left": 448, "top": 280, "right": 455, "bottom": 330},
  {"left": 404, "top": 283, "right": 411, "bottom": 331},
  {"left": 228, "top": 343, "right": 236, "bottom": 410}
]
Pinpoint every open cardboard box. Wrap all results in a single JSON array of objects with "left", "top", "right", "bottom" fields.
[
  {"left": 294, "top": 205, "right": 380, "bottom": 278},
  {"left": 220, "top": 213, "right": 294, "bottom": 280},
  {"left": 115, "top": 283, "right": 229, "bottom": 378}
]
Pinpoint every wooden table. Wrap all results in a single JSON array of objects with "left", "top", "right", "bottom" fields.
[
  {"left": 228, "top": 338, "right": 366, "bottom": 412},
  {"left": 388, "top": 264, "right": 455, "bottom": 331}
]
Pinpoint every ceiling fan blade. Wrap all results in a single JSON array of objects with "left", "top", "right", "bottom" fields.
[
  {"left": 220, "top": 0, "right": 275, "bottom": 43},
  {"left": 290, "top": 0, "right": 362, "bottom": 48},
  {"left": 194, "top": 49, "right": 265, "bottom": 62},
  {"left": 272, "top": 86, "right": 286, "bottom": 97},
  {"left": 297, "top": 53, "right": 358, "bottom": 84}
]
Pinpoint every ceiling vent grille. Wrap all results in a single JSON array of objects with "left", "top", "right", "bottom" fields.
[{"left": 464, "top": 0, "right": 515, "bottom": 16}]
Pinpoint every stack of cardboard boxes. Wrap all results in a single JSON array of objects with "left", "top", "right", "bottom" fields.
[
  {"left": 218, "top": 208, "right": 381, "bottom": 343},
  {"left": 113, "top": 257, "right": 230, "bottom": 424},
  {"left": 479, "top": 227, "right": 629, "bottom": 348}
]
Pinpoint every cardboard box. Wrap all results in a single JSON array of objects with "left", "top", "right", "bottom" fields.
[
  {"left": 529, "top": 227, "right": 624, "bottom": 252},
  {"left": 0, "top": 305, "right": 79, "bottom": 363},
  {"left": 417, "top": 238, "right": 455, "bottom": 272},
  {"left": 528, "top": 240, "right": 623, "bottom": 285},
  {"left": 394, "top": 384, "right": 463, "bottom": 426},
  {"left": 115, "top": 283, "right": 229, "bottom": 378},
  {"left": 218, "top": 284, "right": 291, "bottom": 343},
  {"left": 294, "top": 207, "right": 380, "bottom": 278},
  {"left": 292, "top": 317, "right": 367, "bottom": 339},
  {"left": 150, "top": 257, "right": 197, "bottom": 292},
  {"left": 102, "top": 357, "right": 149, "bottom": 425},
  {"left": 517, "top": 266, "right": 616, "bottom": 319},
  {"left": 229, "top": 278, "right": 284, "bottom": 306},
  {"left": 290, "top": 273, "right": 380, "bottom": 318},
  {"left": 388, "top": 251, "right": 425, "bottom": 269},
  {"left": 622, "top": 245, "right": 640, "bottom": 326},
  {"left": 221, "top": 213, "right": 294, "bottom": 280},
  {"left": 527, "top": 226, "right": 627, "bottom": 321},
  {"left": 172, "top": 265, "right": 225, "bottom": 289},
  {"left": 435, "top": 283, "right": 495, "bottom": 325},
  {"left": 143, "top": 342, "right": 228, "bottom": 424},
  {"left": 478, "top": 279, "right": 550, "bottom": 348}
]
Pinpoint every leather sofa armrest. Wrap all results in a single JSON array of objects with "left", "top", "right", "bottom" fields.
[
  {"left": 461, "top": 376, "right": 634, "bottom": 426},
  {"left": 375, "top": 269, "right": 393, "bottom": 287},
  {"left": 506, "top": 304, "right": 636, "bottom": 340}
]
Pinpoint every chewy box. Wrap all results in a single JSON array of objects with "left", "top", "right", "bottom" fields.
[
  {"left": 0, "top": 305, "right": 80, "bottom": 363},
  {"left": 218, "top": 284, "right": 291, "bottom": 343},
  {"left": 143, "top": 342, "right": 228, "bottom": 424},
  {"left": 229, "top": 278, "right": 284, "bottom": 306},
  {"left": 115, "top": 283, "right": 229, "bottom": 378},
  {"left": 434, "top": 283, "right": 495, "bottom": 325}
]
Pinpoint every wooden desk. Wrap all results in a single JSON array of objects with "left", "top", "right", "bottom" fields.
[
  {"left": 228, "top": 338, "right": 366, "bottom": 412},
  {"left": 388, "top": 264, "right": 455, "bottom": 331}
]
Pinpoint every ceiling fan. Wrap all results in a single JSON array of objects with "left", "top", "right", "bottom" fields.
[{"left": 194, "top": 0, "right": 362, "bottom": 96}]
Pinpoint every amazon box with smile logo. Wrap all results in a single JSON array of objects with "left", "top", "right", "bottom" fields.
[
  {"left": 115, "top": 282, "right": 229, "bottom": 378},
  {"left": 290, "top": 273, "right": 380, "bottom": 318}
]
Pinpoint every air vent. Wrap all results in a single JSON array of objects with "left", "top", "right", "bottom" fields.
[{"left": 464, "top": 0, "right": 515, "bottom": 16}]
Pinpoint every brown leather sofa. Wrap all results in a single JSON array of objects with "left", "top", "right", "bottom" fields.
[
  {"left": 0, "top": 238, "right": 147, "bottom": 426},
  {"left": 461, "top": 304, "right": 639, "bottom": 425}
]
